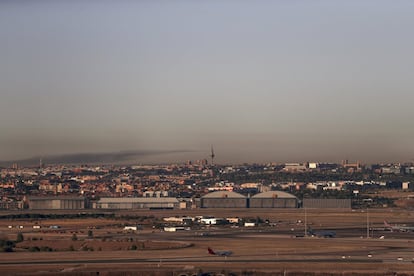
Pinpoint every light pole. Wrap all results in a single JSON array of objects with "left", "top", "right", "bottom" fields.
[
  {"left": 366, "top": 208, "right": 369, "bottom": 239},
  {"left": 304, "top": 207, "right": 308, "bottom": 237}
]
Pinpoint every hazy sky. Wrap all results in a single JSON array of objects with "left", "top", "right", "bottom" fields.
[{"left": 1, "top": 0, "right": 414, "bottom": 164}]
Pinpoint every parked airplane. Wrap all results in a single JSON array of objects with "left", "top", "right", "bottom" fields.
[
  {"left": 207, "top": 247, "right": 232, "bottom": 256},
  {"left": 384, "top": 221, "right": 414, "bottom": 232},
  {"left": 308, "top": 228, "right": 336, "bottom": 238}
]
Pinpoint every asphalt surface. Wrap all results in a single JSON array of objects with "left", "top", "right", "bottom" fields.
[{"left": 3, "top": 218, "right": 414, "bottom": 274}]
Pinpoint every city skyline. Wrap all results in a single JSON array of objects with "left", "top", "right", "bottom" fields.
[{"left": 1, "top": 1, "right": 414, "bottom": 164}]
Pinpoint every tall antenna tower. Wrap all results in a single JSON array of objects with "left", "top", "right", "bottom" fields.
[{"left": 210, "top": 145, "right": 215, "bottom": 166}]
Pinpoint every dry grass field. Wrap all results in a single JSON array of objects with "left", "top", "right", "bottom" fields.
[{"left": 1, "top": 208, "right": 414, "bottom": 275}]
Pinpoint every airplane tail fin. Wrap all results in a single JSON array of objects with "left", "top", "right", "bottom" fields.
[
  {"left": 207, "top": 247, "right": 215, "bottom": 255},
  {"left": 384, "top": 220, "right": 391, "bottom": 227}
]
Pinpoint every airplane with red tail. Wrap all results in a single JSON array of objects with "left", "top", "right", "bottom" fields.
[{"left": 207, "top": 247, "right": 232, "bottom": 256}]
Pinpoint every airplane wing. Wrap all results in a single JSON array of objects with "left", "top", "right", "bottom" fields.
[
  {"left": 217, "top": 250, "right": 232, "bottom": 256},
  {"left": 208, "top": 247, "right": 232, "bottom": 256}
]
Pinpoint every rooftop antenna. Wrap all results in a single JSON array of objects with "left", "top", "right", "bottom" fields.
[{"left": 210, "top": 145, "right": 215, "bottom": 166}]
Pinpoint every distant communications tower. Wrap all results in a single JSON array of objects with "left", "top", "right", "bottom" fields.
[{"left": 210, "top": 145, "right": 215, "bottom": 166}]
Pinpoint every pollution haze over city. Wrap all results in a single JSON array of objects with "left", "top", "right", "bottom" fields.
[{"left": 1, "top": 0, "right": 414, "bottom": 165}]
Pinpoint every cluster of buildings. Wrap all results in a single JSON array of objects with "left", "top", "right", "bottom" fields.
[
  {"left": 278, "top": 160, "right": 414, "bottom": 175},
  {"left": 0, "top": 160, "right": 413, "bottom": 211},
  {"left": 9, "top": 190, "right": 353, "bottom": 210},
  {"left": 25, "top": 190, "right": 302, "bottom": 210},
  {"left": 161, "top": 215, "right": 260, "bottom": 232},
  {"left": 282, "top": 180, "right": 413, "bottom": 192}
]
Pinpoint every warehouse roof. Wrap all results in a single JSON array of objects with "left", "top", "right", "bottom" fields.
[
  {"left": 98, "top": 197, "right": 179, "bottom": 203},
  {"left": 202, "top": 191, "right": 246, "bottom": 199},
  {"left": 251, "top": 191, "right": 297, "bottom": 199},
  {"left": 29, "top": 197, "right": 85, "bottom": 201}
]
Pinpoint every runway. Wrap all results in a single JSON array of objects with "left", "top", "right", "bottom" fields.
[{"left": 0, "top": 255, "right": 388, "bottom": 266}]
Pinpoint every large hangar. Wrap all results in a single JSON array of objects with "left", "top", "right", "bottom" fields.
[
  {"left": 28, "top": 197, "right": 86, "bottom": 210},
  {"left": 201, "top": 191, "right": 247, "bottom": 208},
  {"left": 96, "top": 197, "right": 179, "bottom": 210},
  {"left": 303, "top": 198, "right": 351, "bottom": 209},
  {"left": 249, "top": 191, "right": 299, "bottom": 208}
]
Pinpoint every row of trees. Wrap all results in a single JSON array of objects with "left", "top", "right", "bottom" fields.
[{"left": 71, "top": 230, "right": 93, "bottom": 241}]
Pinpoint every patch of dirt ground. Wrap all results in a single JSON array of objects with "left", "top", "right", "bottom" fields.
[{"left": 16, "top": 239, "right": 191, "bottom": 251}]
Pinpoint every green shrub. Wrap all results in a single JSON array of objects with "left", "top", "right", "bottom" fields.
[
  {"left": 0, "top": 246, "right": 13, "bottom": 252},
  {"left": 40, "top": 246, "right": 53, "bottom": 252},
  {"left": 16, "top": 233, "right": 24, "bottom": 243},
  {"left": 29, "top": 246, "right": 40, "bottom": 252}
]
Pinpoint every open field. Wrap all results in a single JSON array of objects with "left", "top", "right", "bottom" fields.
[{"left": 2, "top": 208, "right": 414, "bottom": 275}]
